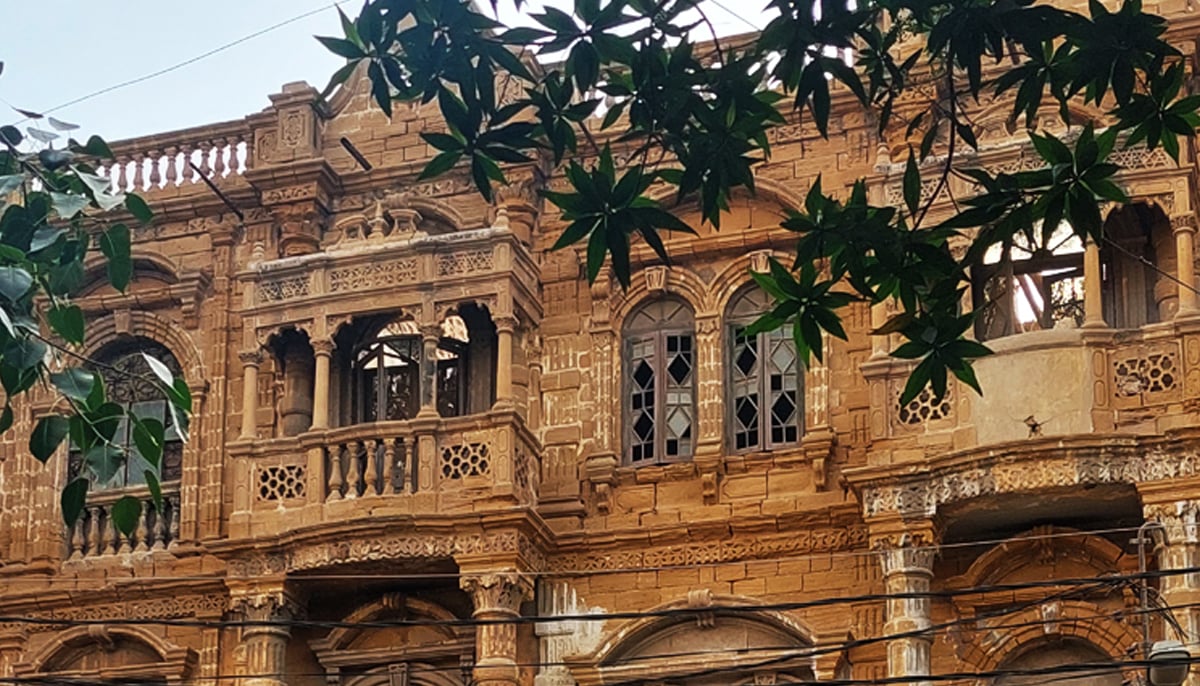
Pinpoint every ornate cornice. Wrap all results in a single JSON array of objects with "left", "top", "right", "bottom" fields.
[{"left": 848, "top": 430, "right": 1200, "bottom": 519}]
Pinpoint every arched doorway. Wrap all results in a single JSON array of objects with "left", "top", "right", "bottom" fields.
[{"left": 994, "top": 639, "right": 1122, "bottom": 686}]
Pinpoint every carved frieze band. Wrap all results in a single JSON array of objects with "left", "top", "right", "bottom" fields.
[
  {"left": 861, "top": 442, "right": 1200, "bottom": 518},
  {"left": 0, "top": 594, "right": 227, "bottom": 634}
]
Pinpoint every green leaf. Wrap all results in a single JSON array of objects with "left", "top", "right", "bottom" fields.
[
  {"left": 0, "top": 174, "right": 22, "bottom": 197},
  {"left": 61, "top": 478, "right": 89, "bottom": 527},
  {"left": 132, "top": 416, "right": 165, "bottom": 469},
  {"left": 30, "top": 414, "right": 70, "bottom": 463},
  {"left": 110, "top": 495, "right": 142, "bottom": 536},
  {"left": 903, "top": 152, "right": 921, "bottom": 218},
  {"left": 50, "top": 192, "right": 88, "bottom": 219},
  {"left": 142, "top": 353, "right": 176, "bottom": 387},
  {"left": 125, "top": 194, "right": 152, "bottom": 224},
  {"left": 145, "top": 470, "right": 163, "bottom": 512},
  {"left": 316, "top": 35, "right": 367, "bottom": 59},
  {"left": 47, "top": 304, "right": 85, "bottom": 345},
  {"left": 99, "top": 224, "right": 131, "bottom": 292},
  {"left": 50, "top": 368, "right": 95, "bottom": 401},
  {"left": 84, "top": 445, "right": 124, "bottom": 485},
  {"left": 0, "top": 266, "right": 32, "bottom": 301},
  {"left": 0, "top": 405, "right": 12, "bottom": 434}
]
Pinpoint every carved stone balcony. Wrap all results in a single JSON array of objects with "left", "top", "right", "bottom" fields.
[
  {"left": 97, "top": 119, "right": 253, "bottom": 200},
  {"left": 63, "top": 485, "right": 182, "bottom": 560},
  {"left": 860, "top": 317, "right": 1200, "bottom": 464},
  {"left": 226, "top": 411, "right": 539, "bottom": 540}
]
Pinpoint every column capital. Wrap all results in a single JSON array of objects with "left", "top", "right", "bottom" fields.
[
  {"left": 460, "top": 572, "right": 533, "bottom": 615},
  {"left": 1146, "top": 500, "right": 1200, "bottom": 546},
  {"left": 493, "top": 314, "right": 519, "bottom": 334},
  {"left": 229, "top": 584, "right": 304, "bottom": 623},
  {"left": 420, "top": 324, "right": 442, "bottom": 341},
  {"left": 1172, "top": 213, "right": 1198, "bottom": 235},
  {"left": 238, "top": 350, "right": 264, "bottom": 367},
  {"left": 311, "top": 338, "right": 335, "bottom": 356},
  {"left": 872, "top": 529, "right": 938, "bottom": 577}
]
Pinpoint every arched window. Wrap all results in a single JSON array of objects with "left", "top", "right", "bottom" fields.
[
  {"left": 624, "top": 299, "right": 695, "bottom": 465},
  {"left": 70, "top": 339, "right": 184, "bottom": 489},
  {"left": 974, "top": 223, "right": 1085, "bottom": 340},
  {"left": 350, "top": 315, "right": 476, "bottom": 422},
  {"left": 727, "top": 287, "right": 801, "bottom": 452},
  {"left": 353, "top": 318, "right": 422, "bottom": 422}
]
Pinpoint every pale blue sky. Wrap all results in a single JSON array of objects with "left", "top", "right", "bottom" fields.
[{"left": 0, "top": 1, "right": 763, "bottom": 144}]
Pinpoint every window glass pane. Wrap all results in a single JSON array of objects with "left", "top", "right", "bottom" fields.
[
  {"left": 731, "top": 326, "right": 760, "bottom": 451},
  {"left": 727, "top": 288, "right": 801, "bottom": 452},
  {"left": 663, "top": 334, "right": 694, "bottom": 458},
  {"left": 765, "top": 329, "right": 799, "bottom": 446},
  {"left": 627, "top": 335, "right": 656, "bottom": 463}
]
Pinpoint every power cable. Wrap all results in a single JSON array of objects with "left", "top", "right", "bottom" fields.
[
  {"left": 1100, "top": 233, "right": 1200, "bottom": 297},
  {"left": 6, "top": 524, "right": 1149, "bottom": 584},
  {"left": 6, "top": 2, "right": 344, "bottom": 128}
]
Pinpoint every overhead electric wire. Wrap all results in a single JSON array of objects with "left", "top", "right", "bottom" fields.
[{"left": 5, "top": 2, "right": 344, "bottom": 128}]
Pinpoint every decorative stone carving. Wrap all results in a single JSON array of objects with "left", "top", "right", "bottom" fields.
[{"left": 858, "top": 438, "right": 1200, "bottom": 519}]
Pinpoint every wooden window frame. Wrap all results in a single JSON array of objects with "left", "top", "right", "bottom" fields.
[
  {"left": 725, "top": 291, "right": 803, "bottom": 455},
  {"left": 622, "top": 300, "right": 697, "bottom": 466}
]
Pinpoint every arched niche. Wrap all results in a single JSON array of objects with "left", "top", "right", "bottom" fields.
[
  {"left": 646, "top": 182, "right": 800, "bottom": 238},
  {"left": 1101, "top": 201, "right": 1174, "bottom": 326},
  {"left": 992, "top": 638, "right": 1123, "bottom": 686},
  {"left": 948, "top": 527, "right": 1125, "bottom": 592},
  {"left": 309, "top": 594, "right": 473, "bottom": 686},
  {"left": 79, "top": 251, "right": 181, "bottom": 298},
  {"left": 15, "top": 625, "right": 194, "bottom": 684},
  {"left": 571, "top": 599, "right": 816, "bottom": 686}
]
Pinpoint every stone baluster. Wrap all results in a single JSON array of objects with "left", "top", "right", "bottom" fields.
[
  {"left": 232, "top": 589, "right": 300, "bottom": 686},
  {"left": 215, "top": 137, "right": 231, "bottom": 177},
  {"left": 1082, "top": 237, "right": 1106, "bottom": 328},
  {"left": 1148, "top": 500, "right": 1200, "bottom": 686},
  {"left": 88, "top": 507, "right": 103, "bottom": 557},
  {"left": 382, "top": 439, "right": 396, "bottom": 495},
  {"left": 132, "top": 156, "right": 148, "bottom": 192},
  {"left": 493, "top": 316, "right": 518, "bottom": 410},
  {"left": 68, "top": 516, "right": 84, "bottom": 560},
  {"left": 345, "top": 443, "right": 361, "bottom": 499},
  {"left": 310, "top": 339, "right": 333, "bottom": 431},
  {"left": 147, "top": 149, "right": 162, "bottom": 188},
  {"left": 240, "top": 351, "right": 262, "bottom": 440},
  {"left": 461, "top": 573, "right": 532, "bottom": 686},
  {"left": 152, "top": 502, "right": 167, "bottom": 551},
  {"left": 877, "top": 532, "right": 937, "bottom": 686},
  {"left": 363, "top": 438, "right": 379, "bottom": 495},
  {"left": 179, "top": 144, "right": 194, "bottom": 184},
  {"left": 162, "top": 146, "right": 179, "bottom": 186},
  {"left": 135, "top": 501, "right": 151, "bottom": 552},
  {"left": 327, "top": 446, "right": 344, "bottom": 501},
  {"left": 108, "top": 513, "right": 124, "bottom": 554},
  {"left": 168, "top": 496, "right": 180, "bottom": 549}
]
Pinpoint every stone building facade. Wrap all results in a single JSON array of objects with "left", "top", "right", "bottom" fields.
[{"left": 4, "top": 3, "right": 1200, "bottom": 686}]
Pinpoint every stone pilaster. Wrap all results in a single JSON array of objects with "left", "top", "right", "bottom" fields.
[
  {"left": 461, "top": 572, "right": 533, "bottom": 686},
  {"left": 310, "top": 338, "right": 334, "bottom": 430},
  {"left": 239, "top": 351, "right": 262, "bottom": 439},
  {"left": 494, "top": 315, "right": 518, "bottom": 411},
  {"left": 875, "top": 528, "right": 937, "bottom": 686},
  {"left": 231, "top": 587, "right": 302, "bottom": 686},
  {"left": 1147, "top": 499, "right": 1200, "bottom": 686},
  {"left": 417, "top": 324, "right": 441, "bottom": 419}
]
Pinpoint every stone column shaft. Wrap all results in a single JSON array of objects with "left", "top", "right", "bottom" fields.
[
  {"left": 417, "top": 325, "right": 440, "bottom": 419},
  {"left": 311, "top": 340, "right": 333, "bottom": 430},
  {"left": 462, "top": 573, "right": 532, "bottom": 686},
  {"left": 1083, "top": 238, "right": 1105, "bottom": 328},
  {"left": 239, "top": 352, "right": 261, "bottom": 439},
  {"left": 1152, "top": 501, "right": 1200, "bottom": 686},
  {"left": 879, "top": 538, "right": 936, "bottom": 686},
  {"left": 494, "top": 316, "right": 516, "bottom": 410},
  {"left": 234, "top": 591, "right": 298, "bottom": 686},
  {"left": 1175, "top": 220, "right": 1198, "bottom": 316}
]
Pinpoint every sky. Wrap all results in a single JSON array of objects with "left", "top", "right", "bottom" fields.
[{"left": 0, "top": 1, "right": 765, "bottom": 145}]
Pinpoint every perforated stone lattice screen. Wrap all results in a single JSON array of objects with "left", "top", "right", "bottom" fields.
[
  {"left": 1114, "top": 351, "right": 1179, "bottom": 397},
  {"left": 436, "top": 249, "right": 493, "bottom": 277},
  {"left": 256, "top": 275, "right": 310, "bottom": 303},
  {"left": 441, "top": 442, "right": 491, "bottom": 479},
  {"left": 896, "top": 387, "right": 953, "bottom": 425},
  {"left": 258, "top": 465, "right": 307, "bottom": 501}
]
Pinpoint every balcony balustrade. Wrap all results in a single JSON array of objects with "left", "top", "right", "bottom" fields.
[
  {"left": 96, "top": 119, "right": 252, "bottom": 198},
  {"left": 227, "top": 413, "right": 539, "bottom": 539},
  {"left": 64, "top": 486, "right": 181, "bottom": 560}
]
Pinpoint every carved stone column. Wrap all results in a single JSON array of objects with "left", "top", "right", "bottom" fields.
[
  {"left": 281, "top": 345, "right": 314, "bottom": 436},
  {"left": 239, "top": 351, "right": 262, "bottom": 439},
  {"left": 1148, "top": 500, "right": 1200, "bottom": 685},
  {"left": 494, "top": 315, "right": 517, "bottom": 410},
  {"left": 1083, "top": 237, "right": 1106, "bottom": 328},
  {"left": 231, "top": 588, "right": 301, "bottom": 686},
  {"left": 310, "top": 339, "right": 333, "bottom": 430},
  {"left": 1173, "top": 215, "right": 1198, "bottom": 317},
  {"left": 461, "top": 573, "right": 533, "bottom": 686},
  {"left": 876, "top": 531, "right": 937, "bottom": 686},
  {"left": 417, "top": 324, "right": 441, "bottom": 419}
]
